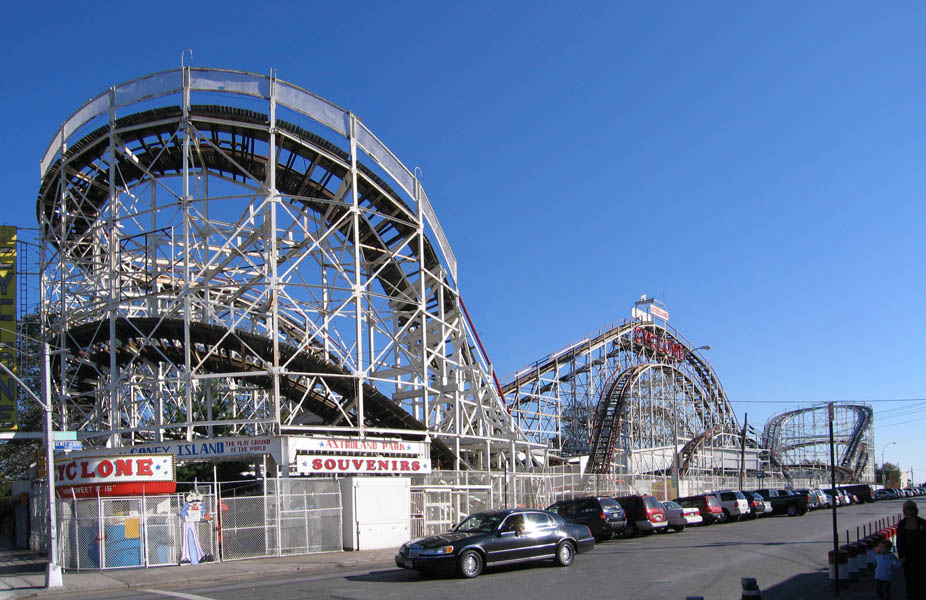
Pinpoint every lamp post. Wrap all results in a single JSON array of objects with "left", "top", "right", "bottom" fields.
[{"left": 882, "top": 441, "right": 897, "bottom": 487}]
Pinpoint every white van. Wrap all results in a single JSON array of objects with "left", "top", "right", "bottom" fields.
[{"left": 708, "top": 490, "right": 750, "bottom": 522}]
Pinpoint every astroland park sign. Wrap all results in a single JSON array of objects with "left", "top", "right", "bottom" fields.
[
  {"left": 55, "top": 454, "right": 176, "bottom": 498},
  {"left": 292, "top": 436, "right": 431, "bottom": 475}
]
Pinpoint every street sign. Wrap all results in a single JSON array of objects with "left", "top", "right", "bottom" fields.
[
  {"left": 54, "top": 440, "right": 83, "bottom": 452},
  {"left": 53, "top": 431, "right": 77, "bottom": 441}
]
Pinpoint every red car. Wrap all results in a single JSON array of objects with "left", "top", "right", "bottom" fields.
[
  {"left": 615, "top": 494, "right": 668, "bottom": 537},
  {"left": 673, "top": 494, "right": 725, "bottom": 525}
]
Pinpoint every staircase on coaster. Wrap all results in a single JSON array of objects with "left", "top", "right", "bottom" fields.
[{"left": 587, "top": 365, "right": 645, "bottom": 474}]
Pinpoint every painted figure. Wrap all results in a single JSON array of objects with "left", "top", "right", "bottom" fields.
[{"left": 179, "top": 490, "right": 213, "bottom": 565}]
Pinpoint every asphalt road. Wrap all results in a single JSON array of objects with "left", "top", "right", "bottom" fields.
[{"left": 65, "top": 498, "right": 908, "bottom": 600}]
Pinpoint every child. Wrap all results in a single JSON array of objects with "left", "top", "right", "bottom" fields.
[{"left": 875, "top": 539, "right": 901, "bottom": 599}]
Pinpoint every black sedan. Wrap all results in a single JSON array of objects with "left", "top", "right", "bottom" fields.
[{"left": 395, "top": 508, "right": 595, "bottom": 578}]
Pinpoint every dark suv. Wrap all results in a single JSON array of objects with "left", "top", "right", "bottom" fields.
[{"left": 546, "top": 496, "right": 627, "bottom": 542}]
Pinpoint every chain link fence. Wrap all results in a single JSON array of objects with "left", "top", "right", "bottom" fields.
[
  {"left": 55, "top": 478, "right": 342, "bottom": 570},
  {"left": 408, "top": 469, "right": 811, "bottom": 537}
]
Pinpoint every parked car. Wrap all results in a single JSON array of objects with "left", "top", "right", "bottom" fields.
[
  {"left": 395, "top": 508, "right": 595, "bottom": 578},
  {"left": 792, "top": 489, "right": 819, "bottom": 510},
  {"left": 751, "top": 489, "right": 808, "bottom": 516},
  {"left": 742, "top": 491, "right": 773, "bottom": 518},
  {"left": 616, "top": 494, "right": 668, "bottom": 536},
  {"left": 874, "top": 489, "right": 895, "bottom": 501},
  {"left": 546, "top": 496, "right": 627, "bottom": 542},
  {"left": 674, "top": 494, "right": 725, "bottom": 525},
  {"left": 840, "top": 484, "right": 876, "bottom": 503},
  {"left": 660, "top": 500, "right": 702, "bottom": 532},
  {"left": 709, "top": 490, "right": 750, "bottom": 522},
  {"left": 825, "top": 488, "right": 852, "bottom": 506},
  {"left": 810, "top": 489, "right": 829, "bottom": 508}
]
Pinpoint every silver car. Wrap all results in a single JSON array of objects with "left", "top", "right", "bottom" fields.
[{"left": 660, "top": 501, "right": 702, "bottom": 532}]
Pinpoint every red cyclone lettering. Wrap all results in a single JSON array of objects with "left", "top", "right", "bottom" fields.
[
  {"left": 81, "top": 461, "right": 95, "bottom": 479},
  {"left": 65, "top": 462, "right": 77, "bottom": 480},
  {"left": 115, "top": 459, "right": 133, "bottom": 477},
  {"left": 97, "top": 460, "right": 114, "bottom": 478},
  {"left": 136, "top": 459, "right": 153, "bottom": 476}
]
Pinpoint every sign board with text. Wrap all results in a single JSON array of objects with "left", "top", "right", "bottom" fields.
[
  {"left": 55, "top": 454, "right": 176, "bottom": 498},
  {"left": 0, "top": 226, "right": 17, "bottom": 430}
]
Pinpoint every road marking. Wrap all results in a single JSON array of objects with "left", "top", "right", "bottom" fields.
[{"left": 139, "top": 589, "right": 216, "bottom": 600}]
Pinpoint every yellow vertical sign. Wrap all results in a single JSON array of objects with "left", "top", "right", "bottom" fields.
[{"left": 0, "top": 226, "right": 17, "bottom": 430}]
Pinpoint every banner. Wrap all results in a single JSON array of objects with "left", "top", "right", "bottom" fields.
[
  {"left": 0, "top": 226, "right": 16, "bottom": 430},
  {"left": 54, "top": 454, "right": 176, "bottom": 498}
]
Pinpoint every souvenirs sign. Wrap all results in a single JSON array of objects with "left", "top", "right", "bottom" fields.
[{"left": 292, "top": 436, "right": 432, "bottom": 475}]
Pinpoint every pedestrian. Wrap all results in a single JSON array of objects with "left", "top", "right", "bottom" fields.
[
  {"left": 875, "top": 539, "right": 901, "bottom": 599},
  {"left": 897, "top": 500, "right": 926, "bottom": 599}
]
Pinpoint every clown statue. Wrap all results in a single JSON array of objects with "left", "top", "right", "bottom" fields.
[{"left": 179, "top": 490, "right": 214, "bottom": 565}]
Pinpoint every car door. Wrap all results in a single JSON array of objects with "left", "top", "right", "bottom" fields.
[
  {"left": 522, "top": 512, "right": 560, "bottom": 558},
  {"left": 488, "top": 513, "right": 533, "bottom": 565}
]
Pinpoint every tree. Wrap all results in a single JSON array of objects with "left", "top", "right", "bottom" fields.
[{"left": 875, "top": 462, "right": 901, "bottom": 488}]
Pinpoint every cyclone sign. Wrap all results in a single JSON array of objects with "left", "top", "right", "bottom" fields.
[
  {"left": 633, "top": 327, "right": 687, "bottom": 361},
  {"left": 55, "top": 454, "right": 176, "bottom": 498}
]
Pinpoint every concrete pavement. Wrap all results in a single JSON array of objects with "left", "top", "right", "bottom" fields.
[
  {"left": 0, "top": 540, "right": 396, "bottom": 599},
  {"left": 0, "top": 538, "right": 906, "bottom": 600}
]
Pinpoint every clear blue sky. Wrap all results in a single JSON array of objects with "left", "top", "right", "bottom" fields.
[{"left": 4, "top": 2, "right": 925, "bottom": 482}]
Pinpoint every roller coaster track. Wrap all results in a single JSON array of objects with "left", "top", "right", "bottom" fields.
[
  {"left": 38, "top": 69, "right": 523, "bottom": 467},
  {"left": 57, "top": 317, "right": 458, "bottom": 465},
  {"left": 502, "top": 319, "right": 741, "bottom": 474},
  {"left": 761, "top": 404, "right": 873, "bottom": 481}
]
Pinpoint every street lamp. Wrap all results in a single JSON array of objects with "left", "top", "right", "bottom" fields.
[{"left": 882, "top": 441, "right": 897, "bottom": 487}]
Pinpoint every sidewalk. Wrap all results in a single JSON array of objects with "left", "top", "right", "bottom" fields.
[{"left": 0, "top": 540, "right": 396, "bottom": 599}]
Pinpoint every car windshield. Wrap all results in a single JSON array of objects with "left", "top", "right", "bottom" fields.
[
  {"left": 662, "top": 501, "right": 681, "bottom": 510},
  {"left": 455, "top": 513, "right": 504, "bottom": 533},
  {"left": 643, "top": 496, "right": 663, "bottom": 510},
  {"left": 706, "top": 496, "right": 720, "bottom": 507},
  {"left": 599, "top": 498, "right": 621, "bottom": 509}
]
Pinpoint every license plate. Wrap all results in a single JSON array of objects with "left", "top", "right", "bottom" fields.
[{"left": 404, "top": 559, "right": 413, "bottom": 568}]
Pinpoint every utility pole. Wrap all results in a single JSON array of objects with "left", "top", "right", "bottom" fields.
[
  {"left": 738, "top": 413, "right": 748, "bottom": 490},
  {"left": 828, "top": 402, "right": 839, "bottom": 597}
]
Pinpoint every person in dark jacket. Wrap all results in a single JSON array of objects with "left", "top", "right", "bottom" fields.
[{"left": 897, "top": 500, "right": 926, "bottom": 599}]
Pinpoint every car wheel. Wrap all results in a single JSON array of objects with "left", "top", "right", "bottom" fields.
[
  {"left": 673, "top": 525, "right": 685, "bottom": 532},
  {"left": 798, "top": 506, "right": 807, "bottom": 516},
  {"left": 595, "top": 532, "right": 613, "bottom": 543},
  {"left": 722, "top": 509, "right": 731, "bottom": 523},
  {"left": 787, "top": 504, "right": 798, "bottom": 517},
  {"left": 623, "top": 522, "right": 638, "bottom": 538},
  {"left": 554, "top": 542, "right": 575, "bottom": 567},
  {"left": 457, "top": 550, "right": 484, "bottom": 578}
]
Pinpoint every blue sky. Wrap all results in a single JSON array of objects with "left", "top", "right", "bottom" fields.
[{"left": 4, "top": 2, "right": 925, "bottom": 482}]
